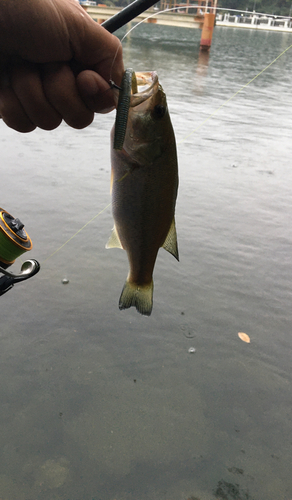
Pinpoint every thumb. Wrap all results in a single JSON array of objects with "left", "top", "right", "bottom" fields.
[{"left": 76, "top": 70, "right": 116, "bottom": 114}]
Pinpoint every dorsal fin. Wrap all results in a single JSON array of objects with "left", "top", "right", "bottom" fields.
[
  {"left": 106, "top": 226, "right": 123, "bottom": 249},
  {"left": 162, "top": 218, "right": 179, "bottom": 261}
]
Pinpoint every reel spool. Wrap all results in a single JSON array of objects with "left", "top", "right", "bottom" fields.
[
  {"left": 0, "top": 207, "right": 40, "bottom": 296},
  {"left": 0, "top": 207, "right": 33, "bottom": 267}
]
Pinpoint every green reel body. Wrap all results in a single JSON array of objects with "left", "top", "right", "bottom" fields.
[
  {"left": 0, "top": 208, "right": 39, "bottom": 297},
  {"left": 0, "top": 208, "right": 33, "bottom": 267}
]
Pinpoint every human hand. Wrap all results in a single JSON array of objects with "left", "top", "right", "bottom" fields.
[{"left": 0, "top": 0, "right": 123, "bottom": 132}]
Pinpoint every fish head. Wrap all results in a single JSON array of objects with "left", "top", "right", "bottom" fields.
[{"left": 123, "top": 71, "right": 172, "bottom": 163}]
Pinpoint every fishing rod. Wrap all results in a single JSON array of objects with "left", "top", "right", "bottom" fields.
[
  {"left": 102, "top": 0, "right": 160, "bottom": 33},
  {"left": 0, "top": 208, "right": 40, "bottom": 296}
]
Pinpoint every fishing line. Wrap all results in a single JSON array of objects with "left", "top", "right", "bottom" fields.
[
  {"left": 109, "top": 5, "right": 292, "bottom": 143},
  {"left": 42, "top": 202, "right": 111, "bottom": 264},
  {"left": 108, "top": 4, "right": 203, "bottom": 81},
  {"left": 43, "top": 18, "right": 292, "bottom": 264},
  {"left": 178, "top": 42, "right": 292, "bottom": 144}
]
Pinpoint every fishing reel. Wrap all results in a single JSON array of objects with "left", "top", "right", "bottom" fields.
[{"left": 0, "top": 207, "right": 40, "bottom": 296}]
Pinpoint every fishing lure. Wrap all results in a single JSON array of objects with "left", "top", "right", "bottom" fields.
[{"left": 113, "top": 68, "right": 138, "bottom": 150}]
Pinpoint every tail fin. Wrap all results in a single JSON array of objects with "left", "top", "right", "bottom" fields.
[{"left": 119, "top": 280, "right": 153, "bottom": 316}]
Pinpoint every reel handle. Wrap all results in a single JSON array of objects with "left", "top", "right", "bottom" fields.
[{"left": 0, "top": 259, "right": 40, "bottom": 296}]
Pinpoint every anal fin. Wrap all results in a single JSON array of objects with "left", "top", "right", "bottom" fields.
[{"left": 162, "top": 218, "right": 179, "bottom": 261}]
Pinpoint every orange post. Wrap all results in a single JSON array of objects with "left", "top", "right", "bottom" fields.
[{"left": 200, "top": 13, "right": 216, "bottom": 51}]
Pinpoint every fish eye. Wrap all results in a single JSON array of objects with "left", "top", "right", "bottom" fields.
[{"left": 153, "top": 104, "right": 166, "bottom": 119}]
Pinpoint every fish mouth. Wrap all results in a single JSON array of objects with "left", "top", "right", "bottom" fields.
[
  {"left": 113, "top": 69, "right": 160, "bottom": 151},
  {"left": 130, "top": 71, "right": 159, "bottom": 107}
]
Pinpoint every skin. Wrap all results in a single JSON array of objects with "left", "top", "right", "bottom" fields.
[{"left": 0, "top": 0, "right": 124, "bottom": 132}]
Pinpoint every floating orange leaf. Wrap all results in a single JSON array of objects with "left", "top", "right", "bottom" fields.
[{"left": 238, "top": 332, "right": 250, "bottom": 343}]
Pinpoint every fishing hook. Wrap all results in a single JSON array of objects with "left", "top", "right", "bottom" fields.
[{"left": 109, "top": 80, "right": 123, "bottom": 91}]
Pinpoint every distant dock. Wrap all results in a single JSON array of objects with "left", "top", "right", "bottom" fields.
[
  {"left": 81, "top": 5, "right": 204, "bottom": 29},
  {"left": 81, "top": 4, "right": 292, "bottom": 34},
  {"left": 216, "top": 12, "right": 292, "bottom": 32}
]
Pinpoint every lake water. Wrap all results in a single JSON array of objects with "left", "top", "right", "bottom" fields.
[{"left": 1, "top": 24, "right": 292, "bottom": 500}]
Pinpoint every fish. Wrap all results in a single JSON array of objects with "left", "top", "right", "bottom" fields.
[{"left": 106, "top": 70, "right": 179, "bottom": 316}]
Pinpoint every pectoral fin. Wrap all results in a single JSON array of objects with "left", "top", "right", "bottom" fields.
[
  {"left": 162, "top": 218, "right": 179, "bottom": 261},
  {"left": 106, "top": 225, "right": 123, "bottom": 249}
]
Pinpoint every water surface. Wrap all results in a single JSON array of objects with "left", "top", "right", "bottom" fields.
[{"left": 0, "top": 25, "right": 292, "bottom": 500}]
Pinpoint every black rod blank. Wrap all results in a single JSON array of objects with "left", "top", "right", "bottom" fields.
[{"left": 101, "top": 0, "right": 160, "bottom": 33}]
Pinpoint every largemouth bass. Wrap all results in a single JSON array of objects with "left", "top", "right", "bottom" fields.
[{"left": 106, "top": 70, "right": 179, "bottom": 316}]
